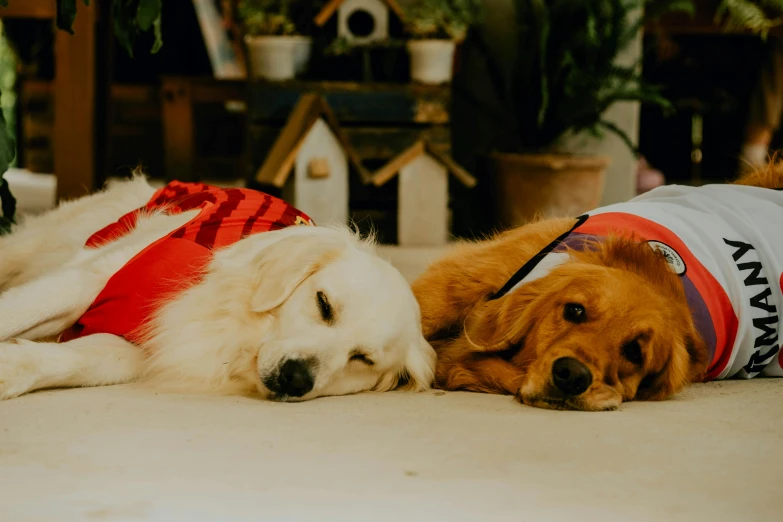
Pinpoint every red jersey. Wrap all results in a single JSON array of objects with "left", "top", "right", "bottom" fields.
[{"left": 61, "top": 181, "right": 314, "bottom": 344}]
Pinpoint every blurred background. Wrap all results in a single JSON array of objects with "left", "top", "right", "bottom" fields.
[{"left": 1, "top": 0, "right": 780, "bottom": 242}]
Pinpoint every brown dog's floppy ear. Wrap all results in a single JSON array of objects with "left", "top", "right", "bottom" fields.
[
  {"left": 636, "top": 332, "right": 708, "bottom": 401},
  {"left": 684, "top": 332, "right": 709, "bottom": 383},
  {"left": 250, "top": 233, "right": 343, "bottom": 313}
]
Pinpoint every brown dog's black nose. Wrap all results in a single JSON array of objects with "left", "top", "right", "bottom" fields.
[
  {"left": 277, "top": 359, "right": 314, "bottom": 397},
  {"left": 552, "top": 357, "right": 592, "bottom": 396}
]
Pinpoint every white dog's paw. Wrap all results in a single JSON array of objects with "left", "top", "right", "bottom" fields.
[{"left": 0, "top": 341, "right": 40, "bottom": 400}]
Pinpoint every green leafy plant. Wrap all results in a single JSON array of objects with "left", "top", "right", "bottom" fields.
[
  {"left": 404, "top": 0, "right": 484, "bottom": 40},
  {"left": 238, "top": 0, "right": 297, "bottom": 36},
  {"left": 110, "top": 0, "right": 164, "bottom": 57},
  {"left": 0, "top": 107, "right": 15, "bottom": 234},
  {"left": 0, "top": 20, "right": 16, "bottom": 232},
  {"left": 474, "top": 0, "right": 694, "bottom": 155},
  {"left": 716, "top": 0, "right": 783, "bottom": 37},
  {"left": 324, "top": 35, "right": 353, "bottom": 56},
  {"left": 0, "top": 0, "right": 164, "bottom": 56}
]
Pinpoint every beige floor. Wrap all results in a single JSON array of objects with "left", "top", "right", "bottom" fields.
[
  {"left": 2, "top": 175, "right": 782, "bottom": 521},
  {"left": 1, "top": 380, "right": 781, "bottom": 522},
  {"left": 2, "top": 251, "right": 782, "bottom": 522}
]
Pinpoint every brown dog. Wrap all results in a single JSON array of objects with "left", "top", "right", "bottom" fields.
[{"left": 413, "top": 164, "right": 783, "bottom": 410}]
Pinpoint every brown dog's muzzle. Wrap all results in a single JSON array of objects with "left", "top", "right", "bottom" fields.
[
  {"left": 516, "top": 351, "right": 622, "bottom": 411},
  {"left": 551, "top": 357, "right": 593, "bottom": 396}
]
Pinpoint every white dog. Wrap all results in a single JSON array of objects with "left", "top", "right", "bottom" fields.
[{"left": 0, "top": 176, "right": 435, "bottom": 401}]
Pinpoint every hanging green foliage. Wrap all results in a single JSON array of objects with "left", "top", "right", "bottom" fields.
[
  {"left": 110, "top": 0, "right": 164, "bottom": 57},
  {"left": 0, "top": 0, "right": 163, "bottom": 55},
  {"left": 716, "top": 0, "right": 783, "bottom": 37}
]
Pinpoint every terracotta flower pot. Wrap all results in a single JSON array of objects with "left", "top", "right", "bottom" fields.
[{"left": 490, "top": 152, "right": 610, "bottom": 228}]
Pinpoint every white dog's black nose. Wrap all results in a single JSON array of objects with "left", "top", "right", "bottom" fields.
[
  {"left": 552, "top": 357, "right": 592, "bottom": 396},
  {"left": 276, "top": 359, "right": 314, "bottom": 398}
]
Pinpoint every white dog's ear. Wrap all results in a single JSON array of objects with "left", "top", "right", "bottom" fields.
[
  {"left": 396, "top": 336, "right": 437, "bottom": 391},
  {"left": 250, "top": 234, "right": 343, "bottom": 313}
]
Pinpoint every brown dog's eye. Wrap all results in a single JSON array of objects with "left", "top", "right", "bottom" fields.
[
  {"left": 563, "top": 303, "right": 586, "bottom": 323},
  {"left": 316, "top": 291, "right": 333, "bottom": 324},
  {"left": 349, "top": 350, "right": 374, "bottom": 366},
  {"left": 622, "top": 339, "right": 643, "bottom": 366}
]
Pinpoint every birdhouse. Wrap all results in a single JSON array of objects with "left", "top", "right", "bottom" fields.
[
  {"left": 373, "top": 141, "right": 477, "bottom": 246},
  {"left": 256, "top": 93, "right": 370, "bottom": 225},
  {"left": 314, "top": 0, "right": 405, "bottom": 44}
]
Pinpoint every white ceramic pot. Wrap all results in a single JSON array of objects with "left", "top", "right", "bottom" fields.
[
  {"left": 406, "top": 39, "right": 457, "bottom": 85},
  {"left": 244, "top": 35, "right": 298, "bottom": 81},
  {"left": 291, "top": 36, "right": 313, "bottom": 76}
]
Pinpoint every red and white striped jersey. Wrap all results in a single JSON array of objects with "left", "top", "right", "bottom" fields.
[{"left": 61, "top": 181, "right": 314, "bottom": 344}]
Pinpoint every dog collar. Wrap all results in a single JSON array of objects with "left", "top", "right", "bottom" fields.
[{"left": 491, "top": 215, "right": 588, "bottom": 300}]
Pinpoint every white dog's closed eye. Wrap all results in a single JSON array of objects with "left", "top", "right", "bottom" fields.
[
  {"left": 249, "top": 233, "right": 345, "bottom": 314},
  {"left": 316, "top": 291, "right": 335, "bottom": 324}
]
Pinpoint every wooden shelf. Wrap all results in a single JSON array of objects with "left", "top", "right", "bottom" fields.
[{"left": 248, "top": 80, "right": 451, "bottom": 125}]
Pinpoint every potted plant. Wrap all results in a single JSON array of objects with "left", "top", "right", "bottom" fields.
[
  {"left": 404, "top": 0, "right": 483, "bottom": 84},
  {"left": 238, "top": 0, "right": 308, "bottom": 81},
  {"left": 462, "top": 0, "right": 692, "bottom": 228}
]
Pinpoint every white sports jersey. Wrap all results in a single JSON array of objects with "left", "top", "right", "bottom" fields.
[{"left": 493, "top": 184, "right": 783, "bottom": 380}]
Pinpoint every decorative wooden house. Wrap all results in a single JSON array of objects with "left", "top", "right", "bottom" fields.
[
  {"left": 314, "top": 0, "right": 405, "bottom": 44},
  {"left": 372, "top": 140, "right": 477, "bottom": 246},
  {"left": 256, "top": 93, "right": 370, "bottom": 225}
]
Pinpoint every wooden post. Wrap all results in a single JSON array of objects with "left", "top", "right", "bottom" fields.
[
  {"left": 161, "top": 78, "right": 195, "bottom": 181},
  {"left": 54, "top": 1, "right": 97, "bottom": 200},
  {"left": 95, "top": 0, "right": 115, "bottom": 189}
]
